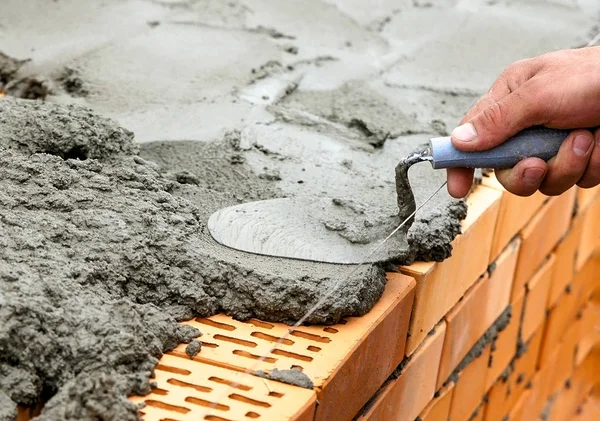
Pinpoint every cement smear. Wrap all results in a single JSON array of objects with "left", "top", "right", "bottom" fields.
[{"left": 255, "top": 368, "right": 314, "bottom": 390}]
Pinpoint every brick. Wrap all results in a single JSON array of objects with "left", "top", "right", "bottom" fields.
[
  {"left": 548, "top": 319, "right": 580, "bottom": 396},
  {"left": 539, "top": 286, "right": 579, "bottom": 367},
  {"left": 520, "top": 363, "right": 555, "bottom": 420},
  {"left": 576, "top": 301, "right": 600, "bottom": 366},
  {"left": 400, "top": 185, "right": 502, "bottom": 355},
  {"left": 574, "top": 255, "right": 600, "bottom": 310},
  {"left": 485, "top": 288, "right": 525, "bottom": 391},
  {"left": 130, "top": 354, "right": 317, "bottom": 421},
  {"left": 468, "top": 404, "right": 485, "bottom": 421},
  {"left": 355, "top": 322, "right": 446, "bottom": 421},
  {"left": 135, "top": 272, "right": 416, "bottom": 421},
  {"left": 521, "top": 254, "right": 554, "bottom": 342},
  {"left": 512, "top": 189, "right": 576, "bottom": 300},
  {"left": 573, "top": 396, "right": 600, "bottom": 421},
  {"left": 438, "top": 238, "right": 519, "bottom": 387},
  {"left": 577, "top": 195, "right": 600, "bottom": 270},
  {"left": 484, "top": 326, "right": 542, "bottom": 421},
  {"left": 548, "top": 214, "right": 584, "bottom": 308},
  {"left": 448, "top": 343, "right": 491, "bottom": 421},
  {"left": 481, "top": 171, "right": 547, "bottom": 262},
  {"left": 507, "top": 389, "right": 530, "bottom": 421},
  {"left": 577, "top": 185, "right": 600, "bottom": 213},
  {"left": 417, "top": 382, "right": 455, "bottom": 421}
]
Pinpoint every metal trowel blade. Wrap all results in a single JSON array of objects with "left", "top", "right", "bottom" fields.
[{"left": 207, "top": 197, "right": 409, "bottom": 265}]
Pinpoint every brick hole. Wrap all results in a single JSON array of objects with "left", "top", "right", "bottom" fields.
[
  {"left": 247, "top": 319, "right": 274, "bottom": 329},
  {"left": 232, "top": 349, "right": 277, "bottom": 363},
  {"left": 208, "top": 376, "right": 252, "bottom": 391},
  {"left": 269, "top": 391, "right": 284, "bottom": 398},
  {"left": 152, "top": 388, "right": 169, "bottom": 395},
  {"left": 323, "top": 327, "right": 338, "bottom": 334},
  {"left": 338, "top": 319, "right": 348, "bottom": 325},
  {"left": 185, "top": 396, "right": 230, "bottom": 411},
  {"left": 204, "top": 416, "right": 235, "bottom": 421},
  {"left": 250, "top": 331, "right": 294, "bottom": 345},
  {"left": 245, "top": 411, "right": 260, "bottom": 418},
  {"left": 290, "top": 330, "right": 331, "bottom": 343},
  {"left": 214, "top": 334, "right": 257, "bottom": 348},
  {"left": 167, "top": 378, "right": 212, "bottom": 393},
  {"left": 290, "top": 365, "right": 304, "bottom": 371},
  {"left": 229, "top": 393, "right": 271, "bottom": 408},
  {"left": 196, "top": 318, "right": 236, "bottom": 331},
  {"left": 271, "top": 349, "right": 313, "bottom": 362},
  {"left": 145, "top": 400, "right": 190, "bottom": 414},
  {"left": 160, "top": 418, "right": 181, "bottom": 421},
  {"left": 139, "top": 411, "right": 145, "bottom": 416},
  {"left": 201, "top": 341, "right": 219, "bottom": 348},
  {"left": 156, "top": 364, "right": 191, "bottom": 375},
  {"left": 307, "top": 345, "right": 321, "bottom": 352}
]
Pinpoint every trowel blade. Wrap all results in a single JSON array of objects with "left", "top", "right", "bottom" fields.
[{"left": 207, "top": 198, "right": 409, "bottom": 265}]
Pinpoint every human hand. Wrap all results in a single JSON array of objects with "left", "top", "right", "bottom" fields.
[{"left": 447, "top": 46, "right": 600, "bottom": 198}]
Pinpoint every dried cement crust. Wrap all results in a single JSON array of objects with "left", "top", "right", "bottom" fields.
[{"left": 0, "top": 98, "right": 388, "bottom": 419}]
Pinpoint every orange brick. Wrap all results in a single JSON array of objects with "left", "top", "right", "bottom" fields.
[
  {"left": 417, "top": 382, "right": 455, "bottom": 421},
  {"left": 574, "top": 256, "right": 600, "bottom": 310},
  {"left": 438, "top": 238, "right": 519, "bottom": 387},
  {"left": 520, "top": 362, "right": 555, "bottom": 420},
  {"left": 468, "top": 404, "right": 485, "bottom": 421},
  {"left": 576, "top": 301, "right": 600, "bottom": 365},
  {"left": 484, "top": 326, "right": 543, "bottom": 421},
  {"left": 577, "top": 185, "right": 600, "bottom": 212},
  {"left": 137, "top": 273, "right": 416, "bottom": 421},
  {"left": 539, "top": 286, "right": 579, "bottom": 366},
  {"left": 481, "top": 171, "right": 547, "bottom": 262},
  {"left": 548, "top": 213, "right": 584, "bottom": 308},
  {"left": 521, "top": 255, "right": 554, "bottom": 342},
  {"left": 512, "top": 189, "right": 576, "bottom": 300},
  {"left": 356, "top": 322, "right": 446, "bottom": 421},
  {"left": 573, "top": 396, "right": 600, "bottom": 421},
  {"left": 507, "top": 389, "right": 530, "bottom": 421},
  {"left": 577, "top": 195, "right": 600, "bottom": 270},
  {"left": 548, "top": 320, "right": 580, "bottom": 395},
  {"left": 448, "top": 343, "right": 491, "bottom": 421},
  {"left": 400, "top": 186, "right": 502, "bottom": 355},
  {"left": 485, "top": 288, "right": 525, "bottom": 391}
]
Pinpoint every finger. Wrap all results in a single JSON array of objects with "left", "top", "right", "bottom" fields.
[
  {"left": 539, "top": 130, "right": 594, "bottom": 196},
  {"left": 577, "top": 128, "right": 600, "bottom": 188},
  {"left": 446, "top": 167, "right": 475, "bottom": 198},
  {"left": 495, "top": 157, "right": 548, "bottom": 196},
  {"left": 451, "top": 82, "right": 545, "bottom": 152}
]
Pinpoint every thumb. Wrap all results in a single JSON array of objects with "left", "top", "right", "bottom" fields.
[{"left": 451, "top": 86, "right": 541, "bottom": 152}]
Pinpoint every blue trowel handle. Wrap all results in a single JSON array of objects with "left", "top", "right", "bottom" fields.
[{"left": 429, "top": 126, "right": 571, "bottom": 169}]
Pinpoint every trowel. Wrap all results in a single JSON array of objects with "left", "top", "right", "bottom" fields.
[{"left": 208, "top": 127, "right": 570, "bottom": 264}]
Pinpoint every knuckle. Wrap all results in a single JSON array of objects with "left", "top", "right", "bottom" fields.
[
  {"left": 480, "top": 102, "right": 506, "bottom": 130},
  {"left": 539, "top": 182, "right": 568, "bottom": 196}
]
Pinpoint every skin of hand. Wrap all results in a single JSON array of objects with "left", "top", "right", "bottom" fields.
[{"left": 447, "top": 46, "right": 600, "bottom": 199}]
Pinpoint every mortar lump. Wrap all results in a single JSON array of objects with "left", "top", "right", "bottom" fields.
[{"left": 0, "top": 98, "right": 387, "bottom": 419}]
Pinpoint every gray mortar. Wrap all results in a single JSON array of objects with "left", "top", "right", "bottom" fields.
[
  {"left": 254, "top": 368, "right": 314, "bottom": 390},
  {"left": 185, "top": 340, "right": 202, "bottom": 359},
  {"left": 0, "top": 98, "right": 387, "bottom": 419},
  {"left": 0, "top": 391, "right": 17, "bottom": 421}
]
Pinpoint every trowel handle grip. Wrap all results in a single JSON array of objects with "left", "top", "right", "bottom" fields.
[{"left": 429, "top": 126, "right": 571, "bottom": 169}]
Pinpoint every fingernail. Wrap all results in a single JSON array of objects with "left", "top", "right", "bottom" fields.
[
  {"left": 573, "top": 134, "right": 593, "bottom": 156},
  {"left": 523, "top": 167, "right": 545, "bottom": 185},
  {"left": 451, "top": 123, "right": 477, "bottom": 142}
]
